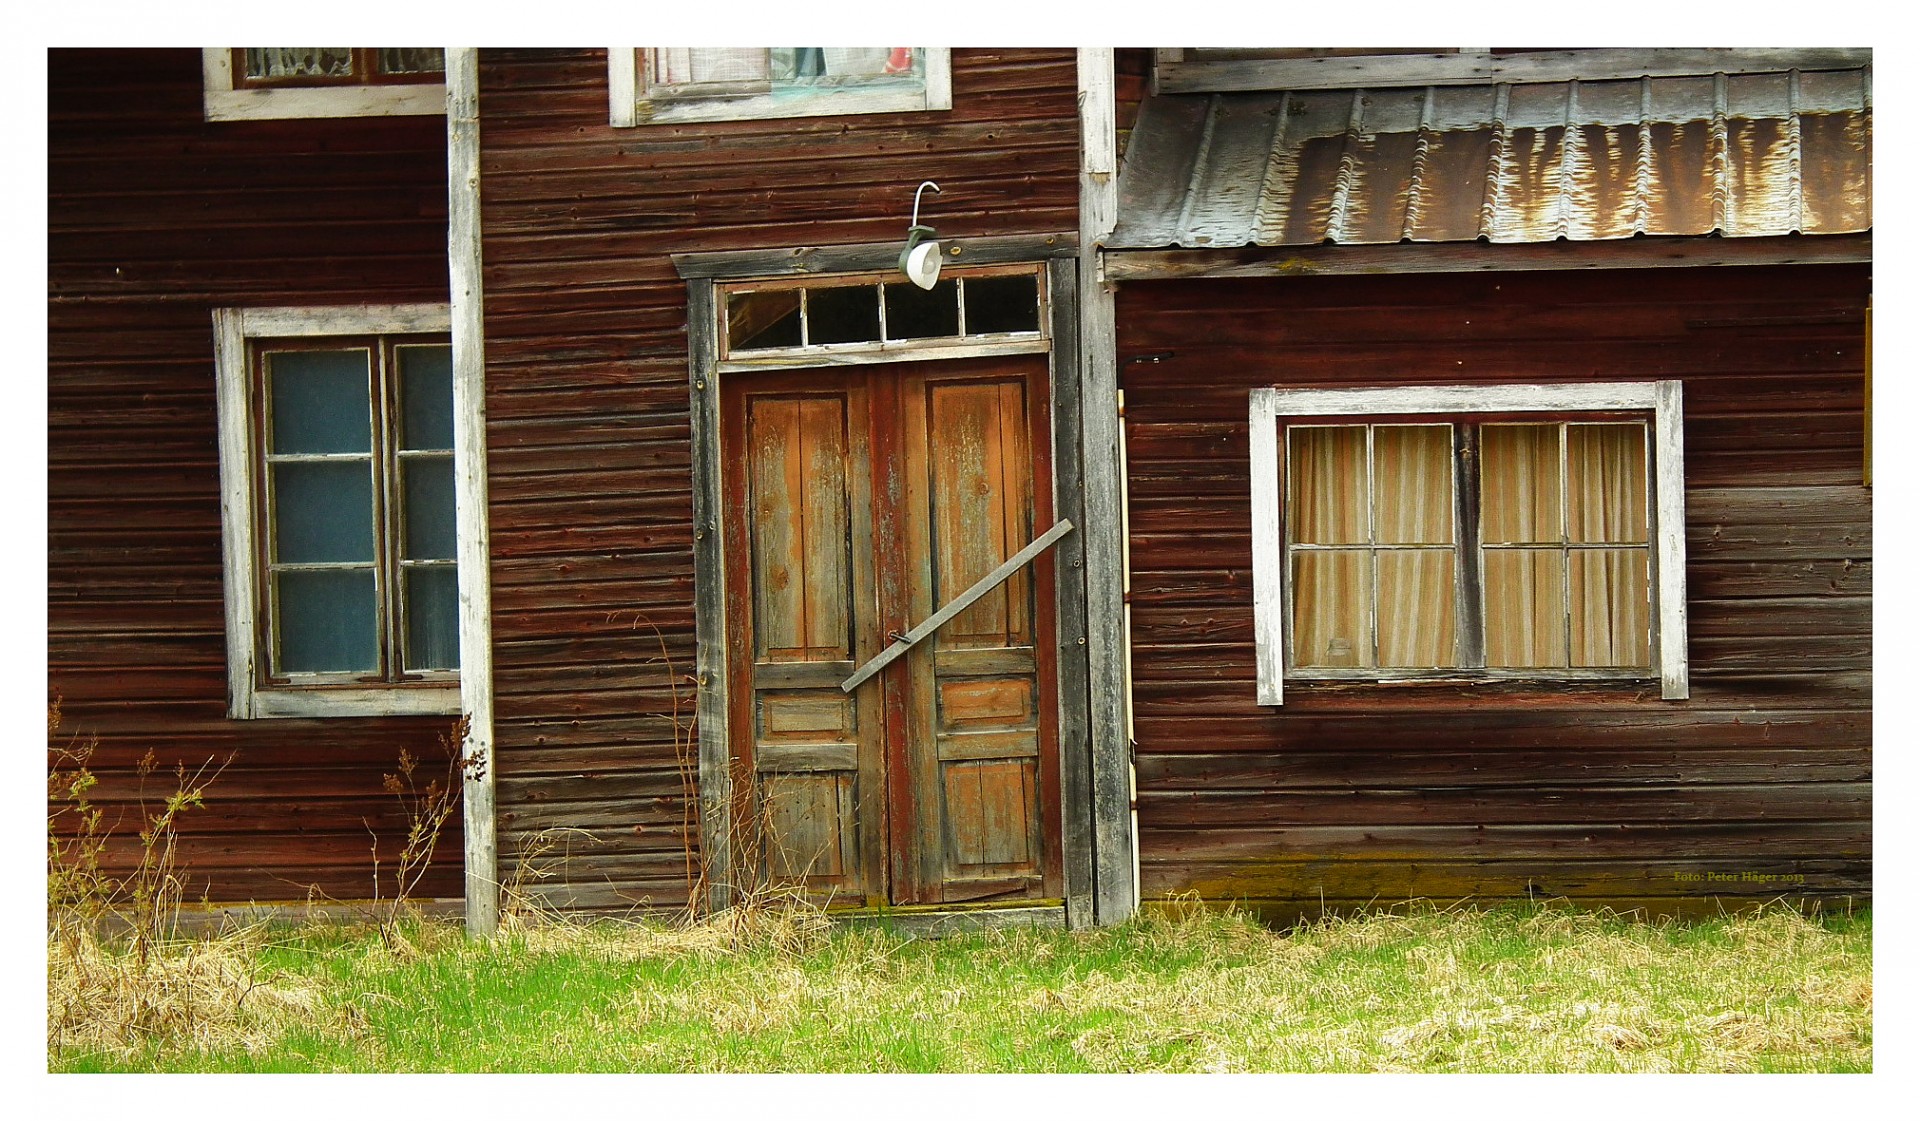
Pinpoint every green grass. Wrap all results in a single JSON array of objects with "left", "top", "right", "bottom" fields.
[{"left": 49, "top": 901, "right": 1871, "bottom": 1073}]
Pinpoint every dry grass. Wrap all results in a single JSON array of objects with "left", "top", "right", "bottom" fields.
[
  {"left": 48, "top": 900, "right": 1871, "bottom": 1073},
  {"left": 47, "top": 923, "right": 343, "bottom": 1061}
]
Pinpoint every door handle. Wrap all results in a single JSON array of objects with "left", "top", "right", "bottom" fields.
[{"left": 840, "top": 518, "right": 1075, "bottom": 693}]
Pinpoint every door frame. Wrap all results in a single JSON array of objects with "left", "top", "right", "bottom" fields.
[{"left": 677, "top": 234, "right": 1111, "bottom": 926}]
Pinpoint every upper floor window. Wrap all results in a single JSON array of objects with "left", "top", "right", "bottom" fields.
[
  {"left": 214, "top": 305, "right": 461, "bottom": 719},
  {"left": 1248, "top": 382, "right": 1690, "bottom": 705},
  {"left": 233, "top": 48, "right": 445, "bottom": 88},
  {"left": 203, "top": 48, "right": 445, "bottom": 121},
  {"left": 610, "top": 47, "right": 951, "bottom": 125}
]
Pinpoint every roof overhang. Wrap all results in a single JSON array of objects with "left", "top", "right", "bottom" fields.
[{"left": 1109, "top": 63, "right": 1871, "bottom": 255}]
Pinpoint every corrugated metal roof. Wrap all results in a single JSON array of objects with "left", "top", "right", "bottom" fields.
[{"left": 1109, "top": 69, "right": 1871, "bottom": 248}]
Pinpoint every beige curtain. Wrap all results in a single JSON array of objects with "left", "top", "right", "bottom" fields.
[
  {"left": 1568, "top": 424, "right": 1650, "bottom": 666},
  {"left": 1483, "top": 423, "right": 1649, "bottom": 668},
  {"left": 1289, "top": 425, "right": 1455, "bottom": 669}
]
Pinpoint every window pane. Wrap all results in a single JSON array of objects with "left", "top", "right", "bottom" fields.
[
  {"left": 1374, "top": 425, "right": 1454, "bottom": 545},
  {"left": 403, "top": 456, "right": 458, "bottom": 561},
  {"left": 1377, "top": 550, "right": 1455, "bottom": 668},
  {"left": 1288, "top": 426, "right": 1367, "bottom": 544},
  {"left": 884, "top": 279, "right": 960, "bottom": 340},
  {"left": 655, "top": 48, "right": 771, "bottom": 85},
  {"left": 398, "top": 345, "right": 455, "bottom": 451},
  {"left": 771, "top": 47, "right": 918, "bottom": 86},
  {"left": 275, "top": 569, "right": 378, "bottom": 674},
  {"left": 246, "top": 48, "right": 354, "bottom": 80},
  {"left": 1570, "top": 549, "right": 1650, "bottom": 668},
  {"left": 806, "top": 285, "right": 881, "bottom": 345},
  {"left": 1481, "top": 424, "right": 1562, "bottom": 544},
  {"left": 268, "top": 349, "right": 373, "bottom": 455},
  {"left": 1291, "top": 549, "right": 1371, "bottom": 668},
  {"left": 963, "top": 274, "right": 1041, "bottom": 335},
  {"left": 727, "top": 289, "right": 803, "bottom": 351},
  {"left": 377, "top": 49, "right": 445, "bottom": 75},
  {"left": 1567, "top": 424, "right": 1648, "bottom": 544},
  {"left": 272, "top": 461, "right": 375, "bottom": 563},
  {"left": 1483, "top": 548, "right": 1567, "bottom": 667},
  {"left": 404, "top": 566, "right": 461, "bottom": 672}
]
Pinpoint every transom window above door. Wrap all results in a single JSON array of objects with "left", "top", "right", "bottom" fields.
[
  {"left": 718, "top": 267, "right": 1045, "bottom": 367},
  {"left": 1249, "top": 382, "right": 1689, "bottom": 704},
  {"left": 611, "top": 48, "right": 951, "bottom": 125}
]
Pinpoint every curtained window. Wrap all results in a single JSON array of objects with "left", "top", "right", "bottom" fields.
[
  {"left": 1250, "top": 383, "right": 1688, "bottom": 704},
  {"left": 233, "top": 49, "right": 444, "bottom": 88},
  {"left": 202, "top": 49, "right": 445, "bottom": 121}
]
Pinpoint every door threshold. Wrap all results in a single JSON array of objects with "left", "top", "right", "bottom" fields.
[{"left": 829, "top": 899, "right": 1066, "bottom": 937}]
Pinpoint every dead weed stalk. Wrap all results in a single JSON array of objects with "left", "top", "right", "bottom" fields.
[
  {"left": 367, "top": 718, "right": 482, "bottom": 947},
  {"left": 45, "top": 698, "right": 288, "bottom": 1061}
]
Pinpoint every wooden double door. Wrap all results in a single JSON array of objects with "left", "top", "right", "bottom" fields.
[{"left": 722, "top": 357, "right": 1062, "bottom": 907}]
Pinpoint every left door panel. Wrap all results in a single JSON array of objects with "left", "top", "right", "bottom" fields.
[{"left": 723, "top": 372, "right": 884, "bottom": 906}]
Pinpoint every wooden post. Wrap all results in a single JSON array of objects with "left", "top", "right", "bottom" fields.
[
  {"left": 1048, "top": 257, "right": 1096, "bottom": 930},
  {"left": 447, "top": 47, "right": 500, "bottom": 938},
  {"left": 687, "top": 278, "right": 734, "bottom": 913},
  {"left": 1077, "top": 48, "right": 1137, "bottom": 925}
]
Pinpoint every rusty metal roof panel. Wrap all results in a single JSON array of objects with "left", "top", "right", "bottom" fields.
[
  {"left": 1178, "top": 93, "right": 1289, "bottom": 247},
  {"left": 1109, "top": 67, "right": 1871, "bottom": 249}
]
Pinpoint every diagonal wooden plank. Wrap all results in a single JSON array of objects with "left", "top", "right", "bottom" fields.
[{"left": 841, "top": 519, "right": 1075, "bottom": 693}]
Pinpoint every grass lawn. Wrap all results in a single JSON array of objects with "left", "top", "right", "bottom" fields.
[{"left": 48, "top": 901, "right": 1870, "bottom": 1073}]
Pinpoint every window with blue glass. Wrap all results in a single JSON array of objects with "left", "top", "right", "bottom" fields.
[{"left": 253, "top": 335, "right": 458, "bottom": 683}]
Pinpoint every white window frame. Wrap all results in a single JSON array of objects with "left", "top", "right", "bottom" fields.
[
  {"left": 214, "top": 303, "right": 461, "bottom": 719},
  {"left": 608, "top": 48, "right": 951, "bottom": 126},
  {"left": 202, "top": 49, "right": 446, "bottom": 122},
  {"left": 1249, "top": 381, "right": 1688, "bottom": 705}
]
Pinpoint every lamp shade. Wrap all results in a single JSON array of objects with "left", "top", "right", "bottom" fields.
[{"left": 899, "top": 224, "right": 941, "bottom": 290}]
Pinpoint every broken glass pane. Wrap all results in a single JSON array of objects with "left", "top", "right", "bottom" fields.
[
  {"left": 727, "top": 288, "right": 803, "bottom": 351},
  {"left": 964, "top": 274, "right": 1041, "bottom": 335},
  {"left": 884, "top": 279, "right": 959, "bottom": 340},
  {"left": 806, "top": 285, "right": 881, "bottom": 345}
]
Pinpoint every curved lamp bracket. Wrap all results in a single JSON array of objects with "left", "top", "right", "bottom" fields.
[{"left": 900, "top": 181, "right": 944, "bottom": 290}]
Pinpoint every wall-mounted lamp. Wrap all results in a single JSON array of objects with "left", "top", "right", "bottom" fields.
[{"left": 899, "top": 180, "right": 942, "bottom": 290}]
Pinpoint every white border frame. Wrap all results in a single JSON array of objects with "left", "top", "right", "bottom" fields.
[
  {"left": 213, "top": 302, "right": 460, "bottom": 719},
  {"left": 202, "top": 48, "right": 446, "bottom": 122},
  {"left": 1249, "top": 381, "right": 1689, "bottom": 705},
  {"left": 608, "top": 48, "right": 951, "bottom": 126}
]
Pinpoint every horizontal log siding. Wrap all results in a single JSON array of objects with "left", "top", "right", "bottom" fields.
[
  {"left": 475, "top": 49, "right": 1080, "bottom": 914},
  {"left": 1118, "top": 264, "right": 1871, "bottom": 915},
  {"left": 47, "top": 50, "right": 462, "bottom": 903}
]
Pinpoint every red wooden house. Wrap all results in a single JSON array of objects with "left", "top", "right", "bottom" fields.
[{"left": 48, "top": 48, "right": 1870, "bottom": 933}]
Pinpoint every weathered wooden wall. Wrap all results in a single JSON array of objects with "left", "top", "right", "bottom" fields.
[
  {"left": 474, "top": 48, "right": 1081, "bottom": 913},
  {"left": 47, "top": 49, "right": 463, "bottom": 902},
  {"left": 1118, "top": 264, "right": 1871, "bottom": 918}
]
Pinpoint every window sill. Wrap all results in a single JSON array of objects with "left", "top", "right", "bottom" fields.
[
  {"left": 203, "top": 83, "right": 445, "bottom": 122},
  {"left": 626, "top": 87, "right": 942, "bottom": 125},
  {"left": 233, "top": 684, "right": 462, "bottom": 721},
  {"left": 1267, "top": 677, "right": 1672, "bottom": 706}
]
